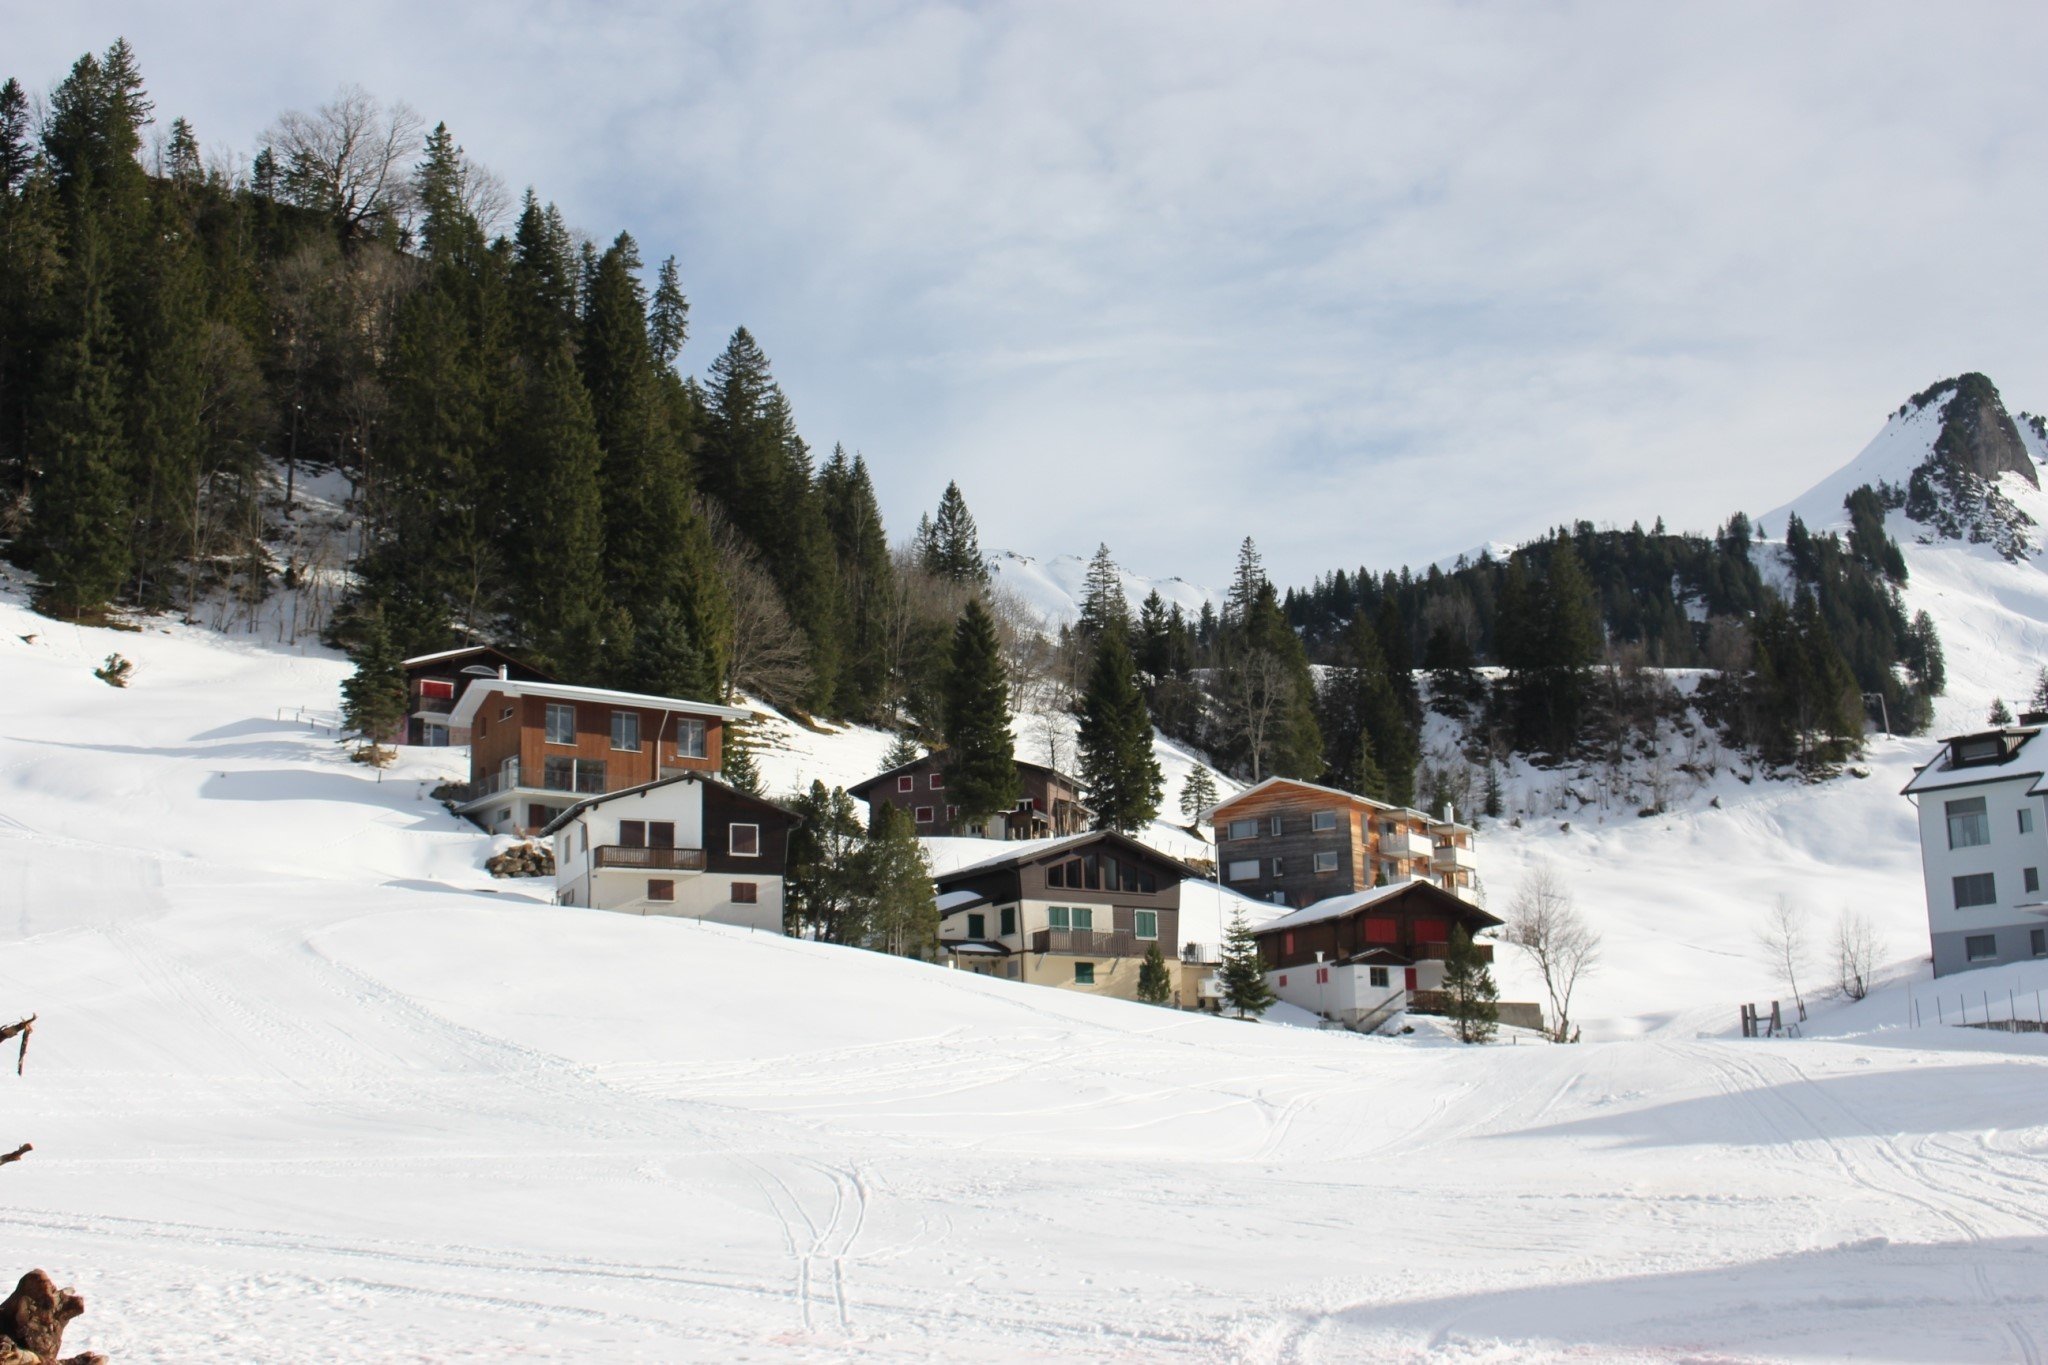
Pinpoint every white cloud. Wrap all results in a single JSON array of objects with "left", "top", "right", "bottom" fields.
[{"left": 16, "top": 1, "right": 2048, "bottom": 587}]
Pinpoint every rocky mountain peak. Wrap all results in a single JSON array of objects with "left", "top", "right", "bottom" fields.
[{"left": 1883, "top": 373, "right": 2041, "bottom": 561}]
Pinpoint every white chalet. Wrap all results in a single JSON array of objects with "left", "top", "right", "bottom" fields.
[{"left": 1903, "top": 720, "right": 2048, "bottom": 976}]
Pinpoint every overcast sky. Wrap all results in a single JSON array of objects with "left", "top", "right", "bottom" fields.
[{"left": 16, "top": 2, "right": 2048, "bottom": 587}]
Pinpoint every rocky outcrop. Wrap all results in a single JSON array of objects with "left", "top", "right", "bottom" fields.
[
  {"left": 486, "top": 842, "right": 555, "bottom": 878},
  {"left": 1890, "top": 374, "right": 2039, "bottom": 561}
]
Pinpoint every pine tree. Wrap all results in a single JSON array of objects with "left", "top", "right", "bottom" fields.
[
  {"left": 647, "top": 254, "right": 689, "bottom": 370},
  {"left": 28, "top": 214, "right": 131, "bottom": 618},
  {"left": 785, "top": 781, "right": 867, "bottom": 941},
  {"left": 622, "top": 599, "right": 712, "bottom": 699},
  {"left": 1217, "top": 909, "right": 1276, "bottom": 1019},
  {"left": 1482, "top": 758, "right": 1503, "bottom": 819},
  {"left": 941, "top": 597, "right": 1018, "bottom": 828},
  {"left": 923, "top": 481, "right": 987, "bottom": 583},
  {"left": 340, "top": 609, "right": 407, "bottom": 761},
  {"left": 1225, "top": 537, "right": 1265, "bottom": 626},
  {"left": 1077, "top": 627, "right": 1163, "bottom": 832},
  {"left": 1989, "top": 698, "right": 2014, "bottom": 727},
  {"left": 1350, "top": 726, "right": 1387, "bottom": 806},
  {"left": 721, "top": 723, "right": 764, "bottom": 796},
  {"left": 510, "top": 343, "right": 607, "bottom": 670},
  {"left": 857, "top": 805, "right": 938, "bottom": 957},
  {"left": 0, "top": 79, "right": 32, "bottom": 194},
  {"left": 882, "top": 732, "right": 922, "bottom": 770},
  {"left": 821, "top": 446, "right": 895, "bottom": 717},
  {"left": 1137, "top": 943, "right": 1172, "bottom": 1005},
  {"left": 1178, "top": 766, "right": 1219, "bottom": 822},
  {"left": 1443, "top": 926, "right": 1499, "bottom": 1043},
  {"left": 1077, "top": 543, "right": 1128, "bottom": 641}
]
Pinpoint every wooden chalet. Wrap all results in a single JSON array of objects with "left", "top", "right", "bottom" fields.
[
  {"left": 1208, "top": 776, "right": 1479, "bottom": 910},
  {"left": 849, "top": 754, "right": 1091, "bottom": 840},
  {"left": 395, "top": 646, "right": 556, "bottom": 748}
]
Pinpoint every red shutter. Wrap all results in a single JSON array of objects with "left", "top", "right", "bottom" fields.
[
  {"left": 418, "top": 678, "right": 456, "bottom": 699},
  {"left": 1415, "top": 919, "right": 1450, "bottom": 943},
  {"left": 1284, "top": 932, "right": 1295, "bottom": 953},
  {"left": 1363, "top": 917, "right": 1398, "bottom": 944},
  {"left": 1278, "top": 974, "right": 1288, "bottom": 987}
]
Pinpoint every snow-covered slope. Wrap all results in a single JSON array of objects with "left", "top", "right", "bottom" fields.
[
  {"left": 988, "top": 548, "right": 1218, "bottom": 627},
  {"left": 2, "top": 580, "right": 2046, "bottom": 1361}
]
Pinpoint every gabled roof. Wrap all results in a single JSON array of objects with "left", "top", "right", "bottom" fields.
[
  {"left": 932, "top": 829, "right": 1201, "bottom": 887},
  {"left": 537, "top": 770, "right": 797, "bottom": 837},
  {"left": 1204, "top": 775, "right": 1438, "bottom": 826},
  {"left": 1251, "top": 879, "right": 1503, "bottom": 936},
  {"left": 449, "top": 677, "right": 752, "bottom": 728},
  {"left": 847, "top": 753, "right": 1083, "bottom": 798},
  {"left": 401, "top": 644, "right": 557, "bottom": 679}
]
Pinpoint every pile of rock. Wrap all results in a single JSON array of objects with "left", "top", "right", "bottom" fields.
[{"left": 486, "top": 842, "right": 555, "bottom": 878}]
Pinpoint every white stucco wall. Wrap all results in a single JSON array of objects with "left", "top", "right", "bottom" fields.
[{"left": 1914, "top": 777, "right": 2048, "bottom": 973}]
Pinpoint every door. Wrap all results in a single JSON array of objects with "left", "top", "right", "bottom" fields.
[{"left": 1403, "top": 967, "right": 1417, "bottom": 991}]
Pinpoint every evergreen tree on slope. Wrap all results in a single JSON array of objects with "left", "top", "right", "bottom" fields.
[
  {"left": 1077, "top": 626, "right": 1163, "bottom": 832},
  {"left": 942, "top": 596, "right": 1019, "bottom": 829}
]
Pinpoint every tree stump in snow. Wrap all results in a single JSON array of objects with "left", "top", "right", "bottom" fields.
[{"left": 0, "top": 1270, "right": 104, "bottom": 1364}]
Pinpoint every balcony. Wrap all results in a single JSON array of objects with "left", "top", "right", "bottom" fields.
[
  {"left": 412, "top": 694, "right": 456, "bottom": 716},
  {"left": 594, "top": 845, "right": 707, "bottom": 872},
  {"left": 1432, "top": 843, "right": 1476, "bottom": 871},
  {"left": 450, "top": 759, "right": 613, "bottom": 806},
  {"left": 1381, "top": 829, "right": 1433, "bottom": 860},
  {"left": 1030, "top": 928, "right": 1139, "bottom": 957}
]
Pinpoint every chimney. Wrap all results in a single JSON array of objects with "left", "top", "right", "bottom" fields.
[{"left": 499, "top": 664, "right": 509, "bottom": 680}]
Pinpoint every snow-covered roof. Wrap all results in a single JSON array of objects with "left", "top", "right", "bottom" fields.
[
  {"left": 1253, "top": 880, "right": 1503, "bottom": 935},
  {"left": 535, "top": 770, "right": 792, "bottom": 838},
  {"left": 933, "top": 829, "right": 1200, "bottom": 884},
  {"left": 1900, "top": 727, "right": 2048, "bottom": 797},
  {"left": 448, "top": 678, "right": 752, "bottom": 728},
  {"left": 1203, "top": 775, "right": 1444, "bottom": 826},
  {"left": 935, "top": 889, "right": 988, "bottom": 915},
  {"left": 401, "top": 645, "right": 509, "bottom": 667},
  {"left": 1175, "top": 879, "right": 1290, "bottom": 945}
]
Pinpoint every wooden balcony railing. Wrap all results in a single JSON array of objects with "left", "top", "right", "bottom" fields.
[
  {"left": 1030, "top": 928, "right": 1139, "bottom": 957},
  {"left": 1407, "top": 941, "right": 1493, "bottom": 963},
  {"left": 594, "top": 845, "right": 707, "bottom": 872}
]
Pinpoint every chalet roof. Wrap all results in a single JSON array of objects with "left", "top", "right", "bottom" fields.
[
  {"left": 933, "top": 829, "right": 1201, "bottom": 887},
  {"left": 847, "top": 753, "right": 1083, "bottom": 797},
  {"left": 400, "top": 644, "right": 557, "bottom": 679},
  {"left": 1901, "top": 727, "right": 2048, "bottom": 797},
  {"left": 536, "top": 770, "right": 797, "bottom": 838},
  {"left": 1252, "top": 880, "right": 1503, "bottom": 936},
  {"left": 1203, "top": 775, "right": 1439, "bottom": 827},
  {"left": 449, "top": 677, "right": 752, "bottom": 729},
  {"left": 935, "top": 889, "right": 989, "bottom": 915}
]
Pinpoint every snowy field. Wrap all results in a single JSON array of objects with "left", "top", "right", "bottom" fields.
[{"left": 2, "top": 574, "right": 2047, "bottom": 1361}]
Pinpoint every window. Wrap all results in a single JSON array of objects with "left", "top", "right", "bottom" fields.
[
  {"left": 2033, "top": 928, "right": 2047, "bottom": 958},
  {"left": 674, "top": 719, "right": 707, "bottom": 760},
  {"left": 1314, "top": 851, "right": 1339, "bottom": 873},
  {"left": 545, "top": 703, "right": 576, "bottom": 745},
  {"left": 1283, "top": 932, "right": 1295, "bottom": 953},
  {"left": 1047, "top": 906, "right": 1070, "bottom": 930},
  {"left": 1954, "top": 872, "right": 1997, "bottom": 908},
  {"left": 648, "top": 822, "right": 675, "bottom": 849},
  {"left": 1227, "top": 819, "right": 1258, "bottom": 841},
  {"left": 1074, "top": 963, "right": 1095, "bottom": 985},
  {"left": 914, "top": 806, "right": 935, "bottom": 824},
  {"left": 1965, "top": 934, "right": 1998, "bottom": 962},
  {"left": 730, "top": 823, "right": 761, "bottom": 856},
  {"left": 619, "top": 820, "right": 646, "bottom": 849},
  {"left": 1000, "top": 907, "right": 1016, "bottom": 936},
  {"left": 1369, "top": 967, "right": 1390, "bottom": 988},
  {"left": 500, "top": 706, "right": 514, "bottom": 723},
  {"left": 1958, "top": 738, "right": 2000, "bottom": 763},
  {"left": 1946, "top": 796, "right": 1990, "bottom": 849},
  {"left": 579, "top": 825, "right": 589, "bottom": 855},
  {"left": 1312, "top": 810, "right": 1337, "bottom": 832},
  {"left": 967, "top": 913, "right": 986, "bottom": 939},
  {"left": 1071, "top": 907, "right": 1094, "bottom": 931},
  {"left": 419, "top": 678, "right": 455, "bottom": 700},
  {"left": 929, "top": 771, "right": 945, "bottom": 789},
  {"left": 1278, "top": 974, "right": 1288, "bottom": 987},
  {"left": 1134, "top": 910, "right": 1158, "bottom": 940},
  {"left": 1315, "top": 968, "right": 1328, "bottom": 985},
  {"left": 947, "top": 805, "right": 959, "bottom": 821},
  {"left": 897, "top": 775, "right": 914, "bottom": 793},
  {"left": 1228, "top": 859, "right": 1259, "bottom": 882},
  {"left": 1272, "top": 857, "right": 1286, "bottom": 877},
  {"left": 610, "top": 710, "right": 641, "bottom": 751},
  {"left": 732, "top": 882, "right": 759, "bottom": 904},
  {"left": 1270, "top": 815, "right": 1284, "bottom": 836},
  {"left": 2028, "top": 868, "right": 2041, "bottom": 895},
  {"left": 2024, "top": 808, "right": 2037, "bottom": 835},
  {"left": 648, "top": 879, "right": 675, "bottom": 902},
  {"left": 544, "top": 757, "right": 605, "bottom": 793}
]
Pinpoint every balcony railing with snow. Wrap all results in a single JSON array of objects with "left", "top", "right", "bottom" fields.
[{"left": 1381, "top": 829, "right": 1434, "bottom": 860}]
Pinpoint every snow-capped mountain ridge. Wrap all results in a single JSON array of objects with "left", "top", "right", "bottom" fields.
[{"left": 986, "top": 547, "right": 1220, "bottom": 626}]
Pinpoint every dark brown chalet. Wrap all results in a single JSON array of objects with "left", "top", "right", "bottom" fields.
[
  {"left": 1253, "top": 880, "right": 1500, "bottom": 986},
  {"left": 394, "top": 646, "right": 557, "bottom": 747},
  {"left": 849, "top": 754, "right": 1091, "bottom": 839},
  {"left": 445, "top": 677, "right": 751, "bottom": 836}
]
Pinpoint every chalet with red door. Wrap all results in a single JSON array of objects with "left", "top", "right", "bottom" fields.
[
  {"left": 394, "top": 645, "right": 556, "bottom": 748},
  {"left": 1252, "top": 880, "right": 1504, "bottom": 1032},
  {"left": 446, "top": 676, "right": 751, "bottom": 836},
  {"left": 849, "top": 754, "right": 1092, "bottom": 839}
]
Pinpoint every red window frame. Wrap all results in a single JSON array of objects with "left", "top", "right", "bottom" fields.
[{"left": 418, "top": 678, "right": 456, "bottom": 700}]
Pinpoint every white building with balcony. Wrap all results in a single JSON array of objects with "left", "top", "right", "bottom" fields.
[{"left": 1902, "top": 722, "right": 2048, "bottom": 976}]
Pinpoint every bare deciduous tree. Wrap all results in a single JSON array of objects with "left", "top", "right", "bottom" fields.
[
  {"left": 1501, "top": 866, "right": 1599, "bottom": 1042},
  {"left": 1834, "top": 909, "right": 1882, "bottom": 1001},
  {"left": 706, "top": 502, "right": 814, "bottom": 708},
  {"left": 1758, "top": 895, "right": 1812, "bottom": 1014},
  {"left": 265, "top": 85, "right": 424, "bottom": 241}
]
